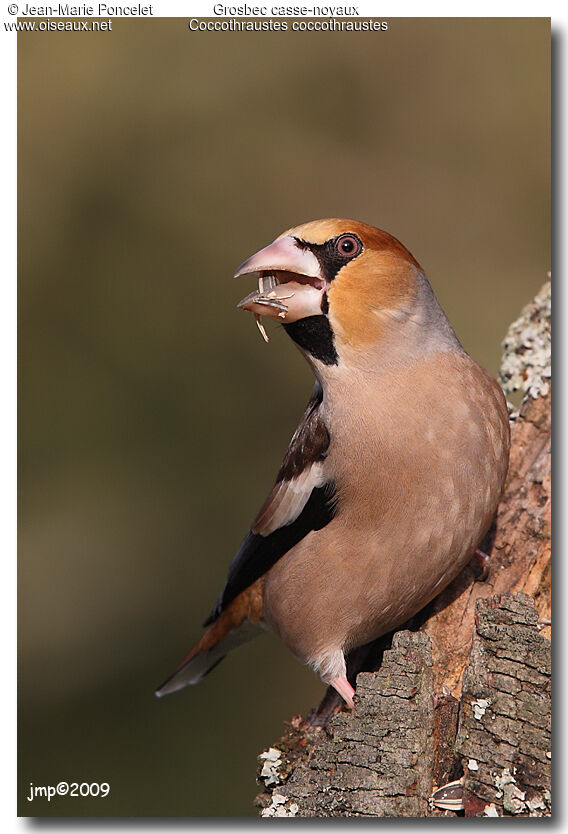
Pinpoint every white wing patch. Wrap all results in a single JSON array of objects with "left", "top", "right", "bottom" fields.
[{"left": 252, "top": 462, "right": 327, "bottom": 536}]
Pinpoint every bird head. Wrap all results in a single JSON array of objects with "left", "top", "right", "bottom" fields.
[{"left": 235, "top": 219, "right": 460, "bottom": 369}]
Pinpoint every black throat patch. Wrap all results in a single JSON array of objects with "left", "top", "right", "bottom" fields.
[
  {"left": 283, "top": 233, "right": 363, "bottom": 365},
  {"left": 283, "top": 316, "right": 338, "bottom": 366}
]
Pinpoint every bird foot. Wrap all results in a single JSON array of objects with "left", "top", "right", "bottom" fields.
[
  {"left": 302, "top": 696, "right": 344, "bottom": 728},
  {"left": 302, "top": 676, "right": 355, "bottom": 728},
  {"left": 329, "top": 675, "right": 355, "bottom": 708},
  {"left": 472, "top": 548, "right": 491, "bottom": 581}
]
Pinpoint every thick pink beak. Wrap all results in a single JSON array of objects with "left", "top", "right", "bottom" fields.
[
  {"left": 234, "top": 236, "right": 326, "bottom": 326},
  {"left": 233, "top": 235, "right": 321, "bottom": 280}
]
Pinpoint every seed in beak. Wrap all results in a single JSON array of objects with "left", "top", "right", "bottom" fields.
[{"left": 258, "top": 273, "right": 279, "bottom": 294}]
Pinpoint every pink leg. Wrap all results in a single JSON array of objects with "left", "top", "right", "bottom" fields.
[
  {"left": 329, "top": 675, "right": 355, "bottom": 709},
  {"left": 473, "top": 548, "right": 491, "bottom": 581}
]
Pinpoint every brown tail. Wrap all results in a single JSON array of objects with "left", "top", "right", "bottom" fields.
[{"left": 155, "top": 580, "right": 263, "bottom": 697}]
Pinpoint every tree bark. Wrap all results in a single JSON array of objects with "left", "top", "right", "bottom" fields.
[{"left": 256, "top": 282, "right": 551, "bottom": 818}]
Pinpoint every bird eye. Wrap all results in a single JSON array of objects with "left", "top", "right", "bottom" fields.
[{"left": 336, "top": 234, "right": 361, "bottom": 257}]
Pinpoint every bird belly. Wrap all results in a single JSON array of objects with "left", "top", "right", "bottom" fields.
[
  {"left": 263, "top": 493, "right": 491, "bottom": 669},
  {"left": 262, "top": 355, "right": 509, "bottom": 675}
]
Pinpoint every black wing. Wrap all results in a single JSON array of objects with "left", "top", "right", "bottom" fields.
[{"left": 204, "top": 381, "right": 337, "bottom": 625}]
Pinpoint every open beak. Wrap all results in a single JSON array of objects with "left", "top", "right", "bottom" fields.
[{"left": 234, "top": 236, "right": 327, "bottom": 337}]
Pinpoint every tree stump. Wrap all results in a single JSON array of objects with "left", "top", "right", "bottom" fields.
[{"left": 256, "top": 282, "right": 551, "bottom": 818}]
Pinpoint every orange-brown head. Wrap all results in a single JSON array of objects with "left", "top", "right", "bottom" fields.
[{"left": 235, "top": 219, "right": 461, "bottom": 369}]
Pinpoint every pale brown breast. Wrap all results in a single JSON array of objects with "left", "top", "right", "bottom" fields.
[{"left": 262, "top": 352, "right": 510, "bottom": 667}]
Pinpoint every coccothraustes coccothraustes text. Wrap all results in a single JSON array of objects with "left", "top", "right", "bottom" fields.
[{"left": 156, "top": 219, "right": 510, "bottom": 709}]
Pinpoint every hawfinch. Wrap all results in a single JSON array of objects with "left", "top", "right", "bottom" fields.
[{"left": 156, "top": 219, "right": 510, "bottom": 709}]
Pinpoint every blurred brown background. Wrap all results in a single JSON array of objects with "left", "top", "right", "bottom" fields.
[{"left": 18, "top": 18, "right": 550, "bottom": 817}]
